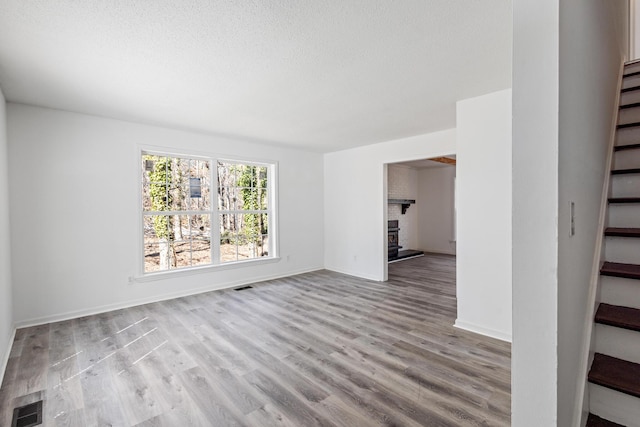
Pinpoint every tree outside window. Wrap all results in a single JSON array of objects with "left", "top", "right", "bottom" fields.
[{"left": 141, "top": 152, "right": 273, "bottom": 273}]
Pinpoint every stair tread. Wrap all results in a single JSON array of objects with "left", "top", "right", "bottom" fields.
[
  {"left": 617, "top": 122, "right": 640, "bottom": 129},
  {"left": 608, "top": 197, "right": 640, "bottom": 204},
  {"left": 605, "top": 227, "right": 640, "bottom": 238},
  {"left": 612, "top": 168, "right": 640, "bottom": 175},
  {"left": 624, "top": 70, "right": 640, "bottom": 78},
  {"left": 595, "top": 303, "right": 640, "bottom": 332},
  {"left": 620, "top": 101, "right": 640, "bottom": 109},
  {"left": 589, "top": 353, "right": 640, "bottom": 398},
  {"left": 586, "top": 414, "right": 626, "bottom": 427},
  {"left": 621, "top": 85, "right": 640, "bottom": 93},
  {"left": 601, "top": 262, "right": 640, "bottom": 280},
  {"left": 614, "top": 143, "right": 640, "bottom": 151}
]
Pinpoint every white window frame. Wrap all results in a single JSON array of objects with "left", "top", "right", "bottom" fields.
[{"left": 136, "top": 147, "right": 279, "bottom": 281}]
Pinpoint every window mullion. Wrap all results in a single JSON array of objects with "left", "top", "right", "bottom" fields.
[
  {"left": 144, "top": 210, "right": 208, "bottom": 216},
  {"left": 212, "top": 159, "right": 220, "bottom": 265}
]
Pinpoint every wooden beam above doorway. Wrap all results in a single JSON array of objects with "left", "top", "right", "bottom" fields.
[{"left": 430, "top": 157, "right": 456, "bottom": 166}]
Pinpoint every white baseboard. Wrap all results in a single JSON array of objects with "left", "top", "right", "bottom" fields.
[
  {"left": 15, "top": 266, "right": 323, "bottom": 329},
  {"left": 0, "top": 326, "right": 16, "bottom": 386},
  {"left": 323, "top": 266, "right": 382, "bottom": 282},
  {"left": 454, "top": 319, "right": 512, "bottom": 343}
]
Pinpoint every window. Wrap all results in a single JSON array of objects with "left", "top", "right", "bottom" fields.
[
  {"left": 217, "top": 161, "right": 270, "bottom": 263},
  {"left": 141, "top": 151, "right": 275, "bottom": 274}
]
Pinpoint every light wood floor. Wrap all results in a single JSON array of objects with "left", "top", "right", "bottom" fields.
[{"left": 0, "top": 254, "right": 511, "bottom": 426}]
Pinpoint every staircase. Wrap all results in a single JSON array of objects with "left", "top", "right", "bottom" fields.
[{"left": 586, "top": 61, "right": 640, "bottom": 427}]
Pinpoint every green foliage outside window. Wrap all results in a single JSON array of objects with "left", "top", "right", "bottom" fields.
[
  {"left": 147, "top": 156, "right": 174, "bottom": 240},
  {"left": 238, "top": 165, "right": 268, "bottom": 256}
]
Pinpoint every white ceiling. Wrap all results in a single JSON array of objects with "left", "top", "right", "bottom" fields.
[{"left": 0, "top": 1, "right": 512, "bottom": 153}]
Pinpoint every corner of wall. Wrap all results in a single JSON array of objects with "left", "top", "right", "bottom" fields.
[
  {"left": 0, "top": 326, "right": 16, "bottom": 386},
  {"left": 0, "top": 87, "right": 15, "bottom": 387}
]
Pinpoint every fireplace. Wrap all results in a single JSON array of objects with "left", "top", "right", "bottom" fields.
[
  {"left": 388, "top": 219, "right": 424, "bottom": 262},
  {"left": 388, "top": 220, "right": 400, "bottom": 260}
]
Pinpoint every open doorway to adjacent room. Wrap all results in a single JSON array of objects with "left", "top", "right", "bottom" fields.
[{"left": 385, "top": 155, "right": 457, "bottom": 269}]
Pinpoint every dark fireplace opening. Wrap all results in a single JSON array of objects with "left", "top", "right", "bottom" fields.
[
  {"left": 388, "top": 220, "right": 401, "bottom": 259},
  {"left": 388, "top": 220, "right": 424, "bottom": 262}
]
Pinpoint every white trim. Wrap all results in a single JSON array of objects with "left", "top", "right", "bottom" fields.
[
  {"left": 136, "top": 142, "right": 145, "bottom": 278},
  {"left": 130, "top": 256, "right": 282, "bottom": 283},
  {"left": 454, "top": 319, "right": 512, "bottom": 343},
  {"left": 324, "top": 267, "right": 382, "bottom": 282},
  {"left": 15, "top": 266, "right": 323, "bottom": 329},
  {"left": 0, "top": 326, "right": 16, "bottom": 387},
  {"left": 137, "top": 143, "right": 279, "bottom": 168},
  {"left": 143, "top": 210, "right": 221, "bottom": 216},
  {"left": 270, "top": 161, "right": 280, "bottom": 263},
  {"left": 631, "top": 0, "right": 636, "bottom": 61},
  {"left": 383, "top": 164, "right": 389, "bottom": 282},
  {"left": 136, "top": 147, "right": 279, "bottom": 276},
  {"left": 573, "top": 59, "right": 625, "bottom": 427},
  {"left": 211, "top": 157, "right": 219, "bottom": 265}
]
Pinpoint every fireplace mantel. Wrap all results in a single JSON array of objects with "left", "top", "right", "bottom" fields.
[{"left": 388, "top": 199, "right": 415, "bottom": 214}]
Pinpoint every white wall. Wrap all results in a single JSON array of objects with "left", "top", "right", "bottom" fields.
[
  {"left": 416, "top": 166, "right": 456, "bottom": 255},
  {"left": 324, "top": 130, "right": 456, "bottom": 281},
  {"left": 387, "top": 164, "right": 418, "bottom": 251},
  {"left": 512, "top": 2, "right": 560, "bottom": 424},
  {"left": 455, "top": 89, "right": 512, "bottom": 342},
  {"left": 0, "top": 88, "right": 14, "bottom": 383},
  {"left": 7, "top": 104, "right": 324, "bottom": 325},
  {"left": 558, "top": 1, "right": 628, "bottom": 426},
  {"left": 512, "top": 1, "right": 626, "bottom": 424}
]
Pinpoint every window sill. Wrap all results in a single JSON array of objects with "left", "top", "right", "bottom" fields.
[{"left": 130, "top": 256, "right": 281, "bottom": 284}]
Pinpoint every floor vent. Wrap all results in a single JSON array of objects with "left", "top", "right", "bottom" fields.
[
  {"left": 12, "top": 400, "right": 43, "bottom": 427},
  {"left": 234, "top": 285, "right": 253, "bottom": 291}
]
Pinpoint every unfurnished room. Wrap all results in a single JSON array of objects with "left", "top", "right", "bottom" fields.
[{"left": 0, "top": 1, "right": 638, "bottom": 427}]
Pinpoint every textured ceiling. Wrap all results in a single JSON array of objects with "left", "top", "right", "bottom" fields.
[{"left": 0, "top": 1, "right": 512, "bottom": 152}]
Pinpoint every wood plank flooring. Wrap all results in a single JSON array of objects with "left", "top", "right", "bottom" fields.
[{"left": 0, "top": 254, "right": 511, "bottom": 426}]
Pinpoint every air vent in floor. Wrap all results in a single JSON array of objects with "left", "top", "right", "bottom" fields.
[
  {"left": 234, "top": 285, "right": 253, "bottom": 291},
  {"left": 12, "top": 400, "right": 43, "bottom": 427}
]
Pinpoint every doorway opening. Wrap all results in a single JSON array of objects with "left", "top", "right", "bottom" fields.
[{"left": 384, "top": 155, "right": 457, "bottom": 275}]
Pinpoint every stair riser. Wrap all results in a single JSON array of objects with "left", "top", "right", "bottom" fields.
[
  {"left": 608, "top": 204, "right": 640, "bottom": 228},
  {"left": 600, "top": 276, "right": 640, "bottom": 310},
  {"left": 604, "top": 237, "right": 640, "bottom": 265},
  {"left": 610, "top": 174, "right": 640, "bottom": 198},
  {"left": 589, "top": 383, "right": 640, "bottom": 427},
  {"left": 616, "top": 125, "right": 640, "bottom": 145},
  {"left": 594, "top": 324, "right": 640, "bottom": 364},
  {"left": 618, "top": 105, "right": 640, "bottom": 125},
  {"left": 620, "top": 89, "right": 640, "bottom": 108},
  {"left": 623, "top": 75, "right": 640, "bottom": 90},
  {"left": 625, "top": 62, "right": 640, "bottom": 75},
  {"left": 613, "top": 148, "right": 640, "bottom": 169}
]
